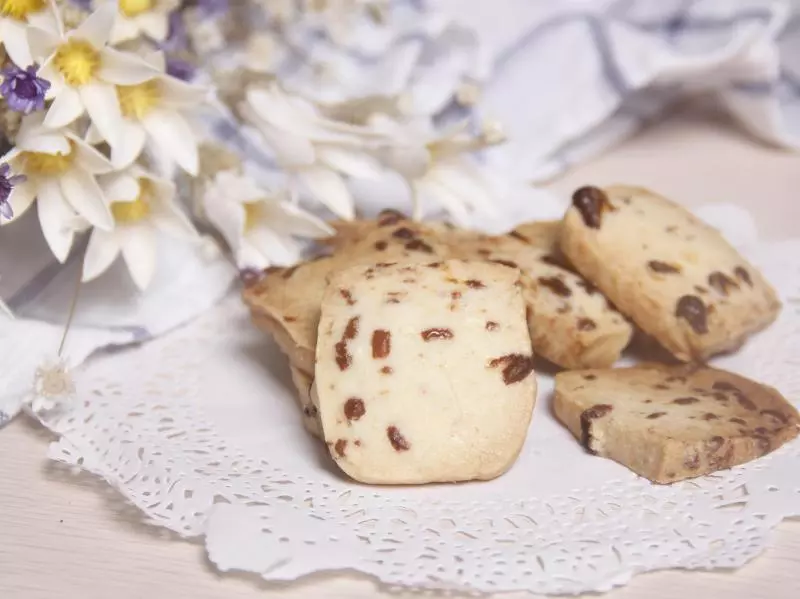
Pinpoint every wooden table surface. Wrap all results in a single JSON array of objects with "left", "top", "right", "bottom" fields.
[{"left": 2, "top": 104, "right": 800, "bottom": 598}]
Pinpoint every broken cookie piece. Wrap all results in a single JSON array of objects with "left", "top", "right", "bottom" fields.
[
  {"left": 315, "top": 259, "right": 536, "bottom": 484},
  {"left": 553, "top": 363, "right": 799, "bottom": 483}
]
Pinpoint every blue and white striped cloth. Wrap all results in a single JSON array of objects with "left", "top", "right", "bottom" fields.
[
  {"left": 451, "top": 0, "right": 800, "bottom": 181},
  {"left": 1, "top": 0, "right": 798, "bottom": 426}
]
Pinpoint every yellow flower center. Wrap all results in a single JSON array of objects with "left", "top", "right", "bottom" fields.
[
  {"left": 53, "top": 39, "right": 101, "bottom": 87},
  {"left": 111, "top": 180, "right": 153, "bottom": 224},
  {"left": 0, "top": 0, "right": 45, "bottom": 20},
  {"left": 21, "top": 144, "right": 76, "bottom": 177},
  {"left": 119, "top": 0, "right": 153, "bottom": 17},
  {"left": 243, "top": 202, "right": 261, "bottom": 231},
  {"left": 117, "top": 80, "right": 161, "bottom": 120}
]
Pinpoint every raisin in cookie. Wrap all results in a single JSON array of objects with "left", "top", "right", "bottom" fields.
[
  {"left": 559, "top": 185, "right": 781, "bottom": 361},
  {"left": 450, "top": 223, "right": 633, "bottom": 369},
  {"left": 554, "top": 363, "right": 799, "bottom": 483},
  {"left": 314, "top": 260, "right": 536, "bottom": 484}
]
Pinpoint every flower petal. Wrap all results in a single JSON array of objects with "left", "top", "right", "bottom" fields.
[
  {"left": 247, "top": 225, "right": 300, "bottom": 266},
  {"left": 73, "top": 2, "right": 115, "bottom": 47},
  {"left": 82, "top": 228, "right": 121, "bottom": 282},
  {"left": 59, "top": 169, "right": 113, "bottom": 230},
  {"left": 413, "top": 178, "right": 471, "bottom": 226},
  {"left": 27, "top": 9, "right": 59, "bottom": 34},
  {"left": 235, "top": 240, "right": 270, "bottom": 270},
  {"left": 247, "top": 86, "right": 380, "bottom": 143},
  {"left": 110, "top": 120, "right": 147, "bottom": 169},
  {"left": 159, "top": 76, "right": 207, "bottom": 107},
  {"left": 79, "top": 81, "right": 123, "bottom": 147},
  {"left": 0, "top": 19, "right": 33, "bottom": 66},
  {"left": 317, "top": 146, "right": 384, "bottom": 180},
  {"left": 381, "top": 143, "right": 430, "bottom": 179},
  {"left": 69, "top": 133, "right": 114, "bottom": 174},
  {"left": 98, "top": 172, "right": 140, "bottom": 203},
  {"left": 119, "top": 225, "right": 157, "bottom": 290},
  {"left": 262, "top": 200, "right": 333, "bottom": 238},
  {"left": 152, "top": 194, "right": 197, "bottom": 240},
  {"left": 428, "top": 161, "right": 496, "bottom": 214},
  {"left": 258, "top": 122, "right": 316, "bottom": 167},
  {"left": 14, "top": 128, "right": 70, "bottom": 154},
  {"left": 37, "top": 180, "right": 76, "bottom": 263},
  {"left": 297, "top": 167, "right": 354, "bottom": 219},
  {"left": 84, "top": 122, "right": 103, "bottom": 144},
  {"left": 27, "top": 26, "right": 60, "bottom": 64},
  {"left": 2, "top": 180, "right": 37, "bottom": 223},
  {"left": 246, "top": 87, "right": 315, "bottom": 134},
  {"left": 202, "top": 187, "right": 246, "bottom": 249},
  {"left": 140, "top": 109, "right": 198, "bottom": 175},
  {"left": 97, "top": 47, "right": 160, "bottom": 85},
  {"left": 137, "top": 13, "right": 169, "bottom": 40},
  {"left": 43, "top": 86, "right": 84, "bottom": 129},
  {"left": 110, "top": 15, "right": 141, "bottom": 44}
]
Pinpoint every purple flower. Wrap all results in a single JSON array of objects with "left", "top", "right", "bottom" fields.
[
  {"left": 69, "top": 0, "right": 93, "bottom": 10},
  {"left": 0, "top": 64, "right": 50, "bottom": 115},
  {"left": 166, "top": 57, "right": 195, "bottom": 81},
  {"left": 0, "top": 163, "right": 26, "bottom": 221}
]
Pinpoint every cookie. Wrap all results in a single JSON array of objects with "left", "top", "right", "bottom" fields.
[
  {"left": 314, "top": 260, "right": 536, "bottom": 484},
  {"left": 449, "top": 223, "right": 634, "bottom": 369},
  {"left": 554, "top": 363, "right": 799, "bottom": 483},
  {"left": 559, "top": 185, "right": 781, "bottom": 361},
  {"left": 289, "top": 366, "right": 324, "bottom": 439}
]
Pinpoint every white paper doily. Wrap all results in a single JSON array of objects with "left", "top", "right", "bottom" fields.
[{"left": 34, "top": 203, "right": 800, "bottom": 595}]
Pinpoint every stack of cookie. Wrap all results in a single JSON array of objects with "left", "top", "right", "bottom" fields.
[{"left": 242, "top": 185, "right": 799, "bottom": 485}]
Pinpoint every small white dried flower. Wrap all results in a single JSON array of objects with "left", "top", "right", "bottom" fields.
[{"left": 29, "top": 358, "right": 75, "bottom": 417}]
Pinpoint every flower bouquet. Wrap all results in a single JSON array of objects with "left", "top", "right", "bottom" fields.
[{"left": 0, "top": 0, "right": 498, "bottom": 318}]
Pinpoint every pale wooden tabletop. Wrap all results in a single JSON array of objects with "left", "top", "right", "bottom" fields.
[{"left": 2, "top": 104, "right": 800, "bottom": 599}]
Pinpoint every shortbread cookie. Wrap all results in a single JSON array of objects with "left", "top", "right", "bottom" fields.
[
  {"left": 315, "top": 260, "right": 536, "bottom": 484},
  {"left": 554, "top": 364, "right": 799, "bottom": 483},
  {"left": 450, "top": 225, "right": 633, "bottom": 369},
  {"left": 560, "top": 185, "right": 781, "bottom": 361},
  {"left": 289, "top": 366, "right": 323, "bottom": 439},
  {"left": 243, "top": 219, "right": 453, "bottom": 373}
]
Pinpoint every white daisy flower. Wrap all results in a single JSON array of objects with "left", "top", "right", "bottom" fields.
[
  {"left": 110, "top": 0, "right": 181, "bottom": 44},
  {"left": 31, "top": 3, "right": 160, "bottom": 148},
  {"left": 0, "top": 0, "right": 57, "bottom": 67},
  {"left": 201, "top": 169, "right": 333, "bottom": 269},
  {"left": 82, "top": 164, "right": 198, "bottom": 290},
  {"left": 371, "top": 115, "right": 503, "bottom": 226},
  {"left": 1, "top": 113, "right": 113, "bottom": 262},
  {"left": 85, "top": 52, "right": 206, "bottom": 175},
  {"left": 241, "top": 84, "right": 385, "bottom": 219}
]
